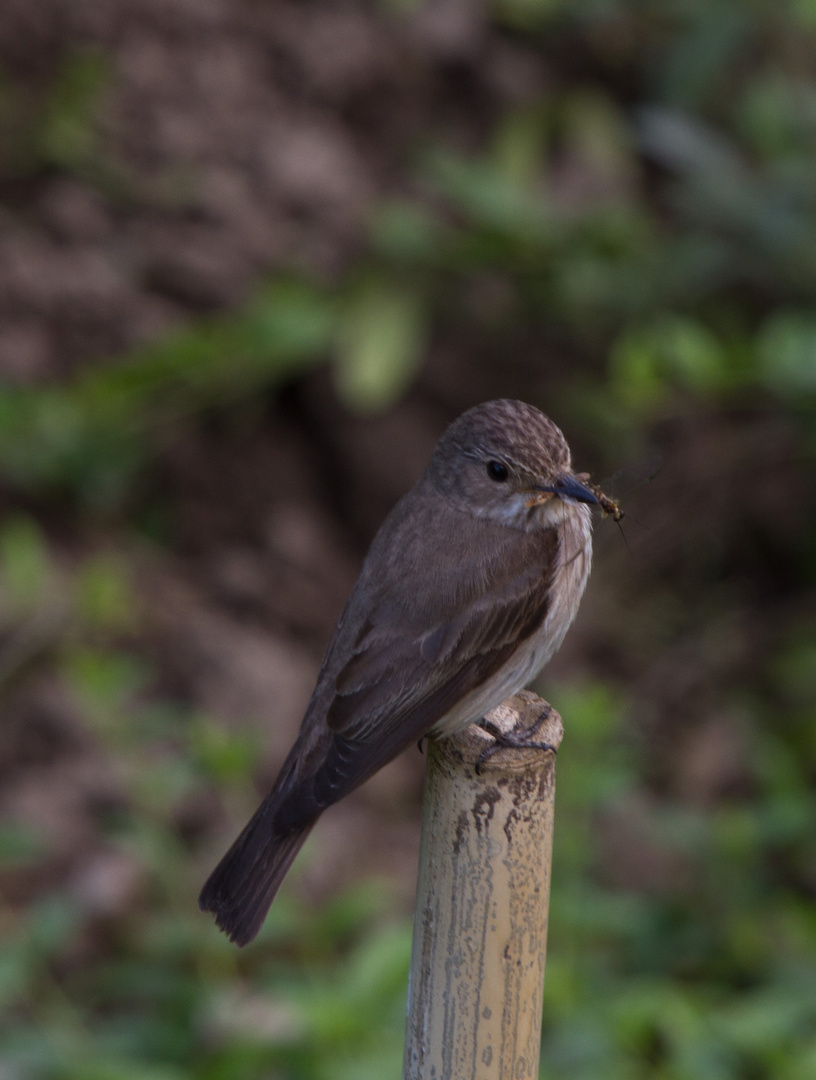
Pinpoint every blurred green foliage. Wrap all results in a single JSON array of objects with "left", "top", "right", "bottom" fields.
[
  {"left": 0, "top": 6, "right": 814, "bottom": 511},
  {"left": 0, "top": 279, "right": 333, "bottom": 508},
  {"left": 1, "top": 1, "right": 816, "bottom": 1079},
  {"left": 0, "top": 47, "right": 112, "bottom": 184}
]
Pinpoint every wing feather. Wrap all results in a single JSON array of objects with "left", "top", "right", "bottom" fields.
[{"left": 273, "top": 507, "right": 561, "bottom": 833}]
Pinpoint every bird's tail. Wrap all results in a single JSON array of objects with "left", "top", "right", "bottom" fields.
[{"left": 199, "top": 792, "right": 315, "bottom": 947}]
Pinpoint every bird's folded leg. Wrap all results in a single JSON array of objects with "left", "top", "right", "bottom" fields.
[{"left": 475, "top": 704, "right": 557, "bottom": 773}]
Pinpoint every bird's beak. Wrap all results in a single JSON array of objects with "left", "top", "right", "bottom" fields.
[{"left": 537, "top": 473, "right": 599, "bottom": 506}]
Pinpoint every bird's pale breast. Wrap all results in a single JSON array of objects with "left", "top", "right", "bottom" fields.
[{"left": 430, "top": 503, "right": 592, "bottom": 737}]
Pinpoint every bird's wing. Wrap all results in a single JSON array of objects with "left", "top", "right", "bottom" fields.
[
  {"left": 273, "top": 523, "right": 560, "bottom": 829},
  {"left": 328, "top": 551, "right": 555, "bottom": 741}
]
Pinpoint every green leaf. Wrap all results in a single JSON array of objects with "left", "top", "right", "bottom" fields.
[
  {"left": 0, "top": 515, "right": 51, "bottom": 611},
  {"left": 610, "top": 314, "right": 728, "bottom": 411},
  {"left": 335, "top": 282, "right": 426, "bottom": 411},
  {"left": 757, "top": 311, "right": 816, "bottom": 396},
  {"left": 75, "top": 554, "right": 135, "bottom": 632}
]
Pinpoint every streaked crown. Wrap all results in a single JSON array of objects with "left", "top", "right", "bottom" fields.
[{"left": 433, "top": 399, "right": 571, "bottom": 474}]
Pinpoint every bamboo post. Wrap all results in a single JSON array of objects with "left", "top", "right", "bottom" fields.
[{"left": 403, "top": 689, "right": 563, "bottom": 1080}]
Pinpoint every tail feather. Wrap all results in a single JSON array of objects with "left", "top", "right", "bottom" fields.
[{"left": 199, "top": 793, "right": 314, "bottom": 947}]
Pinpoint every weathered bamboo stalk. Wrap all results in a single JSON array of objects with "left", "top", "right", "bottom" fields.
[{"left": 403, "top": 689, "right": 563, "bottom": 1080}]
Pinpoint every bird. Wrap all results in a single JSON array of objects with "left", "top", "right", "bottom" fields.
[{"left": 199, "top": 399, "right": 599, "bottom": 945}]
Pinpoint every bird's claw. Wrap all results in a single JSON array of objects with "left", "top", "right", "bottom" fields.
[{"left": 475, "top": 705, "right": 557, "bottom": 773}]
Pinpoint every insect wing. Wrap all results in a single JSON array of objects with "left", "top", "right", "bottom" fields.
[{"left": 599, "top": 453, "right": 663, "bottom": 504}]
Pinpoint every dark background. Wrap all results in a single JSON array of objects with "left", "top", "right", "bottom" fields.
[{"left": 0, "top": 2, "right": 815, "bottom": 1078}]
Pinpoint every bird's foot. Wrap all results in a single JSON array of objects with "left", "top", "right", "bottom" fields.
[{"left": 475, "top": 705, "right": 557, "bottom": 773}]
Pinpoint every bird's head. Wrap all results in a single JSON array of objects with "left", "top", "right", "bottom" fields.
[{"left": 425, "top": 399, "right": 599, "bottom": 528}]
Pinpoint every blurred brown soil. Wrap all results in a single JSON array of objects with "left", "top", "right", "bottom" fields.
[
  {"left": 0, "top": 0, "right": 812, "bottom": 931},
  {"left": 0, "top": 0, "right": 541, "bottom": 381},
  {"left": 0, "top": 0, "right": 548, "bottom": 920}
]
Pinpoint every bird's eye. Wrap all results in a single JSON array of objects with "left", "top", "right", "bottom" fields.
[{"left": 486, "top": 460, "right": 509, "bottom": 482}]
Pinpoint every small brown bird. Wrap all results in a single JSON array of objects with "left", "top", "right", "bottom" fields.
[{"left": 200, "top": 399, "right": 599, "bottom": 945}]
